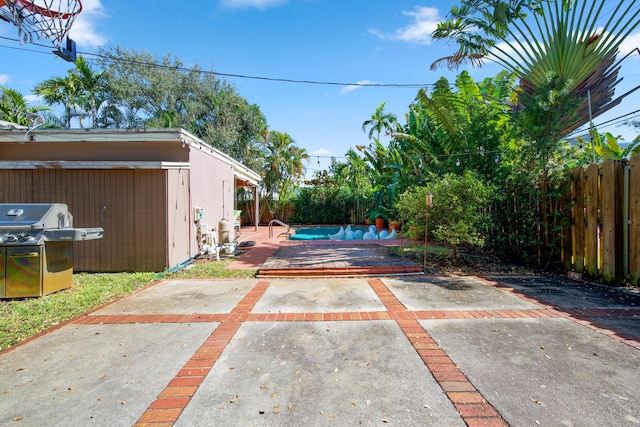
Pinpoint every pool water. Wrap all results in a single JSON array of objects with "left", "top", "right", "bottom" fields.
[{"left": 289, "top": 225, "right": 369, "bottom": 240}]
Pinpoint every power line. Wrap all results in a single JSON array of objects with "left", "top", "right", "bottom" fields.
[
  {"left": 567, "top": 109, "right": 640, "bottom": 137},
  {"left": 1, "top": 37, "right": 433, "bottom": 88},
  {"left": 2, "top": 37, "right": 640, "bottom": 94},
  {"left": 80, "top": 50, "right": 430, "bottom": 89},
  {"left": 2, "top": 38, "right": 640, "bottom": 133}
]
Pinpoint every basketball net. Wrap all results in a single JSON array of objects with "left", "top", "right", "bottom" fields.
[{"left": 0, "top": 0, "right": 82, "bottom": 45}]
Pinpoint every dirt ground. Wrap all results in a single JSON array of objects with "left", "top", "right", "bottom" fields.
[{"left": 394, "top": 243, "right": 540, "bottom": 276}]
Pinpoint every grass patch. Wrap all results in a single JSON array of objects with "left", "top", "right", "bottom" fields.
[
  {"left": 168, "top": 258, "right": 257, "bottom": 280},
  {"left": 0, "top": 258, "right": 256, "bottom": 351}
]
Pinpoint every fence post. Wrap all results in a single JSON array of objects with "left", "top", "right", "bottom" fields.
[
  {"left": 573, "top": 167, "right": 585, "bottom": 273},
  {"left": 585, "top": 164, "right": 599, "bottom": 277},
  {"left": 561, "top": 170, "right": 574, "bottom": 271},
  {"left": 423, "top": 193, "right": 432, "bottom": 272},
  {"left": 601, "top": 160, "right": 624, "bottom": 284},
  {"left": 629, "top": 155, "right": 640, "bottom": 285}
]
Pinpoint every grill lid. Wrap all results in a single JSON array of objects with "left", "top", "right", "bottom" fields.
[
  {"left": 0, "top": 203, "right": 72, "bottom": 230},
  {"left": 44, "top": 228, "right": 104, "bottom": 241}
]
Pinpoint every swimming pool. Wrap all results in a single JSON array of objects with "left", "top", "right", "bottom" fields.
[{"left": 289, "top": 225, "right": 369, "bottom": 240}]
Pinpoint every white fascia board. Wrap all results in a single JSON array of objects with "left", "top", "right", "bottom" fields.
[
  {"left": 0, "top": 161, "right": 190, "bottom": 170},
  {"left": 0, "top": 128, "right": 188, "bottom": 144},
  {"left": 0, "top": 128, "right": 261, "bottom": 181}
]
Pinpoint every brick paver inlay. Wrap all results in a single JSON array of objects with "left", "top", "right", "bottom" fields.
[{"left": 67, "top": 277, "right": 640, "bottom": 426}]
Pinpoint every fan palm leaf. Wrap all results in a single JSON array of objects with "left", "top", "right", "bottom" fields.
[{"left": 433, "top": 0, "right": 640, "bottom": 135}]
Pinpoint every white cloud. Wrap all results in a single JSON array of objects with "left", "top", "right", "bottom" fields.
[
  {"left": 68, "top": 0, "right": 107, "bottom": 48},
  {"left": 341, "top": 80, "right": 377, "bottom": 94},
  {"left": 220, "top": 0, "right": 288, "bottom": 10},
  {"left": 620, "top": 31, "right": 640, "bottom": 57},
  {"left": 370, "top": 6, "right": 440, "bottom": 45},
  {"left": 25, "top": 94, "right": 43, "bottom": 104},
  {"left": 312, "top": 148, "right": 332, "bottom": 156},
  {"left": 0, "top": 74, "right": 9, "bottom": 85}
]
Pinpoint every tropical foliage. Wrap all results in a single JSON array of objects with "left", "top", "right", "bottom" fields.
[
  {"left": 4, "top": 4, "right": 640, "bottom": 270},
  {"left": 0, "top": 87, "right": 52, "bottom": 127},
  {"left": 261, "top": 130, "right": 309, "bottom": 220},
  {"left": 361, "top": 101, "right": 398, "bottom": 140},
  {"left": 422, "top": 0, "right": 640, "bottom": 266},
  {"left": 576, "top": 130, "right": 640, "bottom": 162},
  {"left": 432, "top": 0, "right": 640, "bottom": 145},
  {"left": 290, "top": 186, "right": 364, "bottom": 225},
  {"left": 34, "top": 56, "right": 107, "bottom": 128}
]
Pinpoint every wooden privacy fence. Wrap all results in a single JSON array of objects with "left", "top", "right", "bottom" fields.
[{"left": 560, "top": 155, "right": 640, "bottom": 285}]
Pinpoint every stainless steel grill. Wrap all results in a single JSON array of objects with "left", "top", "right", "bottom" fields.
[{"left": 0, "top": 203, "right": 104, "bottom": 298}]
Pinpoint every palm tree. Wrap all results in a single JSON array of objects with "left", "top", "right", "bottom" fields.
[
  {"left": 0, "top": 86, "right": 51, "bottom": 127},
  {"left": 33, "top": 74, "right": 82, "bottom": 128},
  {"left": 362, "top": 102, "right": 398, "bottom": 140},
  {"left": 432, "top": 0, "right": 640, "bottom": 264},
  {"left": 34, "top": 55, "right": 109, "bottom": 128},
  {"left": 262, "top": 131, "right": 309, "bottom": 218},
  {"left": 72, "top": 56, "right": 108, "bottom": 128},
  {"left": 391, "top": 70, "right": 515, "bottom": 178},
  {"left": 432, "top": 0, "right": 640, "bottom": 138},
  {"left": 341, "top": 148, "right": 371, "bottom": 194}
]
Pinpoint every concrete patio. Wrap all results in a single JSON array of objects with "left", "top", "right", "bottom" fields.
[{"left": 1, "top": 226, "right": 639, "bottom": 426}]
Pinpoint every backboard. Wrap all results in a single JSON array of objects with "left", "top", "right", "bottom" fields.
[{"left": 0, "top": 0, "right": 82, "bottom": 61}]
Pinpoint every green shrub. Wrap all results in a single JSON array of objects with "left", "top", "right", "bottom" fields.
[
  {"left": 396, "top": 172, "right": 495, "bottom": 265},
  {"left": 395, "top": 185, "right": 431, "bottom": 239},
  {"left": 290, "top": 186, "right": 372, "bottom": 224}
]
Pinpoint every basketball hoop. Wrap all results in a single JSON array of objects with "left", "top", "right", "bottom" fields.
[{"left": 0, "top": 0, "right": 82, "bottom": 45}]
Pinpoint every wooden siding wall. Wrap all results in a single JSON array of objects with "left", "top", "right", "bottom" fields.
[
  {"left": 0, "top": 169, "right": 168, "bottom": 272},
  {"left": 166, "top": 168, "right": 191, "bottom": 268},
  {"left": 562, "top": 156, "right": 640, "bottom": 285}
]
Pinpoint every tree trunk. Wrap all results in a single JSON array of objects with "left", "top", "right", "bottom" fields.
[{"left": 451, "top": 244, "right": 458, "bottom": 266}]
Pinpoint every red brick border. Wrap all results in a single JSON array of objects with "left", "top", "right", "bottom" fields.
[
  {"left": 84, "top": 276, "right": 638, "bottom": 426},
  {"left": 367, "top": 278, "right": 509, "bottom": 426},
  {"left": 133, "top": 281, "right": 270, "bottom": 426},
  {"left": 475, "top": 276, "right": 640, "bottom": 350}
]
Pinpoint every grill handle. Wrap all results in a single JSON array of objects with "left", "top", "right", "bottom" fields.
[{"left": 9, "top": 252, "right": 39, "bottom": 258}]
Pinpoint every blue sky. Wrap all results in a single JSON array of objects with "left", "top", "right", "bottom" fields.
[{"left": 1, "top": 0, "right": 640, "bottom": 177}]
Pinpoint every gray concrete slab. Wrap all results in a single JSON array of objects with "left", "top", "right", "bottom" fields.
[
  {"left": 489, "top": 275, "right": 640, "bottom": 309},
  {"left": 383, "top": 276, "right": 541, "bottom": 311},
  {"left": 251, "top": 278, "right": 387, "bottom": 313},
  {"left": 2, "top": 273, "right": 639, "bottom": 426},
  {"left": 587, "top": 316, "right": 640, "bottom": 340},
  {"left": 421, "top": 317, "right": 640, "bottom": 426},
  {"left": 95, "top": 279, "right": 257, "bottom": 315},
  {"left": 176, "top": 321, "right": 464, "bottom": 427},
  {"left": 0, "top": 322, "right": 216, "bottom": 426}
]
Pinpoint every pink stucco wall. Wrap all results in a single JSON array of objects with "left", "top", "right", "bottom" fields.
[
  {"left": 166, "top": 168, "right": 191, "bottom": 267},
  {"left": 188, "top": 147, "right": 237, "bottom": 254}
]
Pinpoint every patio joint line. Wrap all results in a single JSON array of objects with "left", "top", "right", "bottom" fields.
[
  {"left": 69, "top": 275, "right": 639, "bottom": 426},
  {"left": 133, "top": 280, "right": 271, "bottom": 427},
  {"left": 367, "top": 278, "right": 509, "bottom": 427},
  {"left": 475, "top": 276, "right": 640, "bottom": 350}
]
